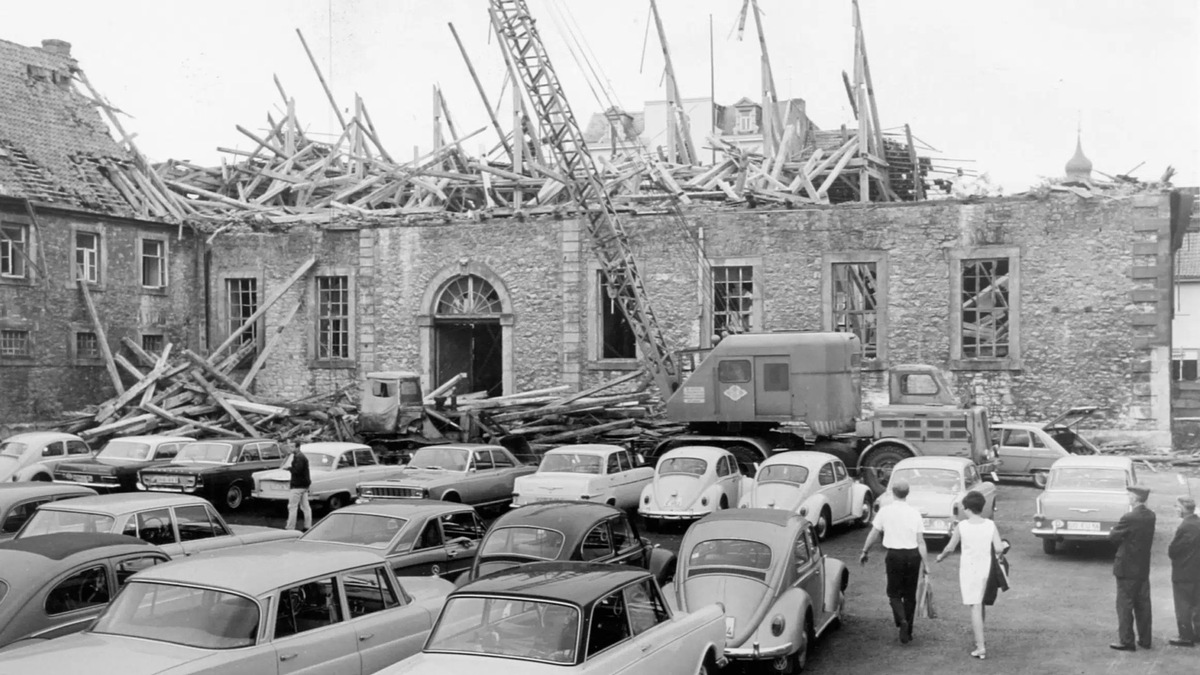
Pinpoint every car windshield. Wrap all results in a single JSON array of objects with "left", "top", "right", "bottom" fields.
[
  {"left": 301, "top": 513, "right": 406, "bottom": 548},
  {"left": 757, "top": 464, "right": 809, "bottom": 485},
  {"left": 174, "top": 443, "right": 232, "bottom": 464},
  {"left": 0, "top": 580, "right": 7, "bottom": 604},
  {"left": 479, "top": 526, "right": 565, "bottom": 561},
  {"left": 92, "top": 582, "right": 259, "bottom": 649},
  {"left": 426, "top": 596, "right": 579, "bottom": 665},
  {"left": 98, "top": 440, "right": 152, "bottom": 461},
  {"left": 890, "top": 468, "right": 962, "bottom": 494},
  {"left": 659, "top": 457, "right": 707, "bottom": 476},
  {"left": 18, "top": 509, "right": 115, "bottom": 537},
  {"left": 1048, "top": 467, "right": 1129, "bottom": 491},
  {"left": 688, "top": 538, "right": 772, "bottom": 570},
  {"left": 408, "top": 447, "right": 469, "bottom": 471},
  {"left": 0, "top": 442, "right": 27, "bottom": 458},
  {"left": 305, "top": 452, "right": 338, "bottom": 470},
  {"left": 539, "top": 453, "right": 602, "bottom": 474}
]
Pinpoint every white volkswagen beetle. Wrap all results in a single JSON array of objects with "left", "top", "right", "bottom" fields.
[
  {"left": 638, "top": 446, "right": 751, "bottom": 526},
  {"left": 511, "top": 444, "right": 653, "bottom": 510},
  {"left": 739, "top": 451, "right": 873, "bottom": 540}
]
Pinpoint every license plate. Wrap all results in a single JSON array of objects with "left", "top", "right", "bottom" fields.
[
  {"left": 724, "top": 617, "right": 736, "bottom": 638},
  {"left": 154, "top": 475, "right": 180, "bottom": 485},
  {"left": 1067, "top": 521, "right": 1100, "bottom": 531},
  {"left": 268, "top": 482, "right": 287, "bottom": 492},
  {"left": 68, "top": 474, "right": 92, "bottom": 483}
]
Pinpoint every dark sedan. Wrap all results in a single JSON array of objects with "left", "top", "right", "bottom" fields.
[
  {"left": 53, "top": 435, "right": 192, "bottom": 493},
  {"left": 137, "top": 438, "right": 283, "bottom": 511}
]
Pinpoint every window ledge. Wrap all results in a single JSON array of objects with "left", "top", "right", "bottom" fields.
[
  {"left": 0, "top": 277, "right": 34, "bottom": 287},
  {"left": 311, "top": 360, "right": 356, "bottom": 370},
  {"left": 949, "top": 358, "right": 1023, "bottom": 373},
  {"left": 0, "top": 358, "right": 35, "bottom": 367},
  {"left": 586, "top": 359, "right": 641, "bottom": 371},
  {"left": 140, "top": 286, "right": 169, "bottom": 296}
]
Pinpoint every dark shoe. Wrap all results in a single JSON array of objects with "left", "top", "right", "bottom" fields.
[
  {"left": 1168, "top": 638, "right": 1195, "bottom": 647},
  {"left": 1138, "top": 641, "right": 1151, "bottom": 650},
  {"left": 1109, "top": 643, "right": 1136, "bottom": 652},
  {"left": 899, "top": 621, "right": 912, "bottom": 644}
]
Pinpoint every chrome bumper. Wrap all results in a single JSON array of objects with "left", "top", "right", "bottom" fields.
[
  {"left": 726, "top": 641, "right": 793, "bottom": 659},
  {"left": 1031, "top": 526, "right": 1111, "bottom": 538},
  {"left": 639, "top": 509, "right": 711, "bottom": 520}
]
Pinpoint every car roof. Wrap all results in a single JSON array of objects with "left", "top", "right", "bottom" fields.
[
  {"left": 413, "top": 443, "right": 507, "bottom": 453},
  {"left": 762, "top": 451, "right": 840, "bottom": 469},
  {"left": 183, "top": 438, "right": 270, "bottom": 447},
  {"left": 301, "top": 442, "right": 372, "bottom": 455},
  {"left": 694, "top": 508, "right": 801, "bottom": 529},
  {"left": 544, "top": 444, "right": 625, "bottom": 457},
  {"left": 1051, "top": 455, "right": 1132, "bottom": 469},
  {"left": 894, "top": 456, "right": 973, "bottom": 470},
  {"left": 133, "top": 542, "right": 386, "bottom": 596},
  {"left": 492, "top": 501, "right": 621, "bottom": 535},
  {"left": 658, "top": 446, "right": 729, "bottom": 461},
  {"left": 104, "top": 436, "right": 194, "bottom": 444},
  {"left": 457, "top": 562, "right": 649, "bottom": 606},
  {"left": 34, "top": 492, "right": 211, "bottom": 515},
  {"left": 324, "top": 500, "right": 471, "bottom": 518},
  {"left": 0, "top": 483, "right": 98, "bottom": 502},
  {"left": 0, "top": 533, "right": 151, "bottom": 561},
  {"left": 0, "top": 432, "right": 83, "bottom": 444}
]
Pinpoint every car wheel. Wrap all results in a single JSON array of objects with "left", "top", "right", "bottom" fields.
[
  {"left": 1032, "top": 471, "right": 1048, "bottom": 489},
  {"left": 327, "top": 493, "right": 349, "bottom": 512},
  {"left": 815, "top": 508, "right": 831, "bottom": 541},
  {"left": 1043, "top": 538, "right": 1057, "bottom": 555},
  {"left": 224, "top": 482, "right": 246, "bottom": 511},
  {"left": 857, "top": 493, "right": 874, "bottom": 528},
  {"left": 786, "top": 613, "right": 814, "bottom": 673},
  {"left": 32, "top": 473, "right": 52, "bottom": 482},
  {"left": 441, "top": 492, "right": 461, "bottom": 503}
]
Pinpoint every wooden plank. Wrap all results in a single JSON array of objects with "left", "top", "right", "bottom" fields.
[
  {"left": 240, "top": 297, "right": 304, "bottom": 390},
  {"left": 540, "top": 369, "right": 646, "bottom": 409},
  {"left": 141, "top": 403, "right": 242, "bottom": 438},
  {"left": 424, "top": 373, "right": 468, "bottom": 403},
  {"left": 182, "top": 349, "right": 257, "bottom": 401},
  {"left": 817, "top": 139, "right": 862, "bottom": 197},
  {"left": 190, "top": 371, "right": 259, "bottom": 436},
  {"left": 208, "top": 256, "right": 316, "bottom": 364},
  {"left": 225, "top": 399, "right": 290, "bottom": 416},
  {"left": 537, "top": 418, "right": 637, "bottom": 444},
  {"left": 79, "top": 413, "right": 157, "bottom": 440},
  {"left": 78, "top": 279, "right": 125, "bottom": 395},
  {"left": 95, "top": 346, "right": 173, "bottom": 423}
]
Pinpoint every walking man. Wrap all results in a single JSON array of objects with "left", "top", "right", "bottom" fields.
[
  {"left": 283, "top": 443, "right": 312, "bottom": 532},
  {"left": 1109, "top": 485, "right": 1156, "bottom": 651},
  {"left": 1168, "top": 495, "right": 1200, "bottom": 647},
  {"left": 861, "top": 479, "right": 929, "bottom": 644}
]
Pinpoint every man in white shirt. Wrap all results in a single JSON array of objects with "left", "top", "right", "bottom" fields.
[{"left": 860, "top": 479, "right": 930, "bottom": 643}]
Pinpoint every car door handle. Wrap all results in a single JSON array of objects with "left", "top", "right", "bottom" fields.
[
  {"left": 359, "top": 633, "right": 375, "bottom": 642},
  {"left": 639, "top": 642, "right": 652, "bottom": 652},
  {"left": 280, "top": 653, "right": 298, "bottom": 661}
]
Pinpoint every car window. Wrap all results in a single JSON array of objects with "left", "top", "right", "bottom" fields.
[
  {"left": 588, "top": 589, "right": 632, "bottom": 656},
  {"left": 176, "top": 505, "right": 226, "bottom": 541},
  {"left": 1, "top": 499, "right": 48, "bottom": 534},
  {"left": 337, "top": 452, "right": 354, "bottom": 469},
  {"left": 617, "top": 451, "right": 631, "bottom": 472},
  {"left": 818, "top": 463, "right": 835, "bottom": 486},
  {"left": 1003, "top": 429, "right": 1031, "bottom": 447},
  {"left": 833, "top": 462, "right": 848, "bottom": 481},
  {"left": 259, "top": 443, "right": 282, "bottom": 461},
  {"left": 794, "top": 534, "right": 811, "bottom": 568},
  {"left": 238, "top": 445, "right": 261, "bottom": 463},
  {"left": 659, "top": 457, "right": 707, "bottom": 476},
  {"left": 42, "top": 441, "right": 65, "bottom": 458},
  {"left": 116, "top": 555, "right": 167, "bottom": 586},
  {"left": 965, "top": 466, "right": 979, "bottom": 486},
  {"left": 19, "top": 509, "right": 114, "bottom": 537},
  {"left": 354, "top": 449, "right": 377, "bottom": 466},
  {"left": 610, "top": 516, "right": 638, "bottom": 552},
  {"left": 124, "top": 508, "right": 175, "bottom": 546},
  {"left": 581, "top": 523, "right": 614, "bottom": 561},
  {"left": 66, "top": 440, "right": 91, "bottom": 456},
  {"left": 416, "top": 520, "right": 444, "bottom": 550},
  {"left": 606, "top": 453, "right": 620, "bottom": 475},
  {"left": 491, "top": 450, "right": 514, "bottom": 468},
  {"left": 441, "top": 511, "right": 484, "bottom": 540},
  {"left": 717, "top": 359, "right": 751, "bottom": 383},
  {"left": 275, "top": 578, "right": 342, "bottom": 639},
  {"left": 624, "top": 580, "right": 670, "bottom": 636},
  {"left": 1031, "top": 433, "right": 1046, "bottom": 448},
  {"left": 342, "top": 567, "right": 401, "bottom": 618},
  {"left": 474, "top": 451, "right": 495, "bottom": 471},
  {"left": 45, "top": 565, "right": 110, "bottom": 615},
  {"left": 155, "top": 443, "right": 182, "bottom": 459},
  {"left": 714, "top": 456, "right": 728, "bottom": 477}
]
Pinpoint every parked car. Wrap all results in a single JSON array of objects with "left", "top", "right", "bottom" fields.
[
  {"left": 511, "top": 444, "right": 653, "bottom": 510},
  {"left": 298, "top": 501, "right": 487, "bottom": 579},
  {"left": 739, "top": 451, "right": 873, "bottom": 539},
  {"left": 671, "top": 509, "right": 848, "bottom": 673},
  {"left": 875, "top": 456, "right": 997, "bottom": 541},
  {"left": 994, "top": 406, "right": 1100, "bottom": 487},
  {"left": 137, "top": 437, "right": 283, "bottom": 511},
  {"left": 252, "top": 442, "right": 398, "bottom": 511},
  {"left": 1032, "top": 455, "right": 1137, "bottom": 555},
  {"left": 13, "top": 493, "right": 298, "bottom": 557},
  {"left": 0, "top": 432, "right": 93, "bottom": 483},
  {"left": 0, "top": 533, "right": 170, "bottom": 652},
  {"left": 0, "top": 541, "right": 454, "bottom": 674},
  {"left": 376, "top": 562, "right": 727, "bottom": 675},
  {"left": 52, "top": 435, "right": 192, "bottom": 493},
  {"left": 464, "top": 501, "right": 676, "bottom": 585},
  {"left": 356, "top": 444, "right": 536, "bottom": 510},
  {"left": 639, "top": 446, "right": 752, "bottom": 525},
  {"left": 0, "top": 484, "right": 97, "bottom": 541}
]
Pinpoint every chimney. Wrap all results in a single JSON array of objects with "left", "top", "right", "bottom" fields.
[{"left": 40, "top": 39, "right": 72, "bottom": 57}]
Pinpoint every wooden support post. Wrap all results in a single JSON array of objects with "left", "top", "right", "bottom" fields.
[
  {"left": 181, "top": 349, "right": 258, "bottom": 401},
  {"left": 190, "top": 371, "right": 259, "bottom": 436},
  {"left": 77, "top": 278, "right": 125, "bottom": 395},
  {"left": 207, "top": 256, "right": 316, "bottom": 364},
  {"left": 296, "top": 28, "right": 348, "bottom": 130},
  {"left": 240, "top": 297, "right": 304, "bottom": 390},
  {"left": 449, "top": 22, "right": 512, "bottom": 163},
  {"left": 905, "top": 124, "right": 925, "bottom": 201}
]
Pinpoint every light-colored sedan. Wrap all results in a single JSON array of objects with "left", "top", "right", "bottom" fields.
[
  {"left": 0, "top": 483, "right": 97, "bottom": 541},
  {"left": 0, "top": 432, "right": 93, "bottom": 482},
  {"left": 376, "top": 562, "right": 727, "bottom": 675},
  {"left": 511, "top": 444, "right": 653, "bottom": 510},
  {"left": 357, "top": 445, "right": 535, "bottom": 510},
  {"left": 639, "top": 446, "right": 752, "bottom": 524},
  {"left": 253, "top": 442, "right": 399, "bottom": 511},
  {"left": 875, "top": 456, "right": 997, "bottom": 540},
  {"left": 0, "top": 542, "right": 454, "bottom": 674},
  {"left": 739, "top": 451, "right": 874, "bottom": 539},
  {"left": 1032, "top": 455, "right": 1137, "bottom": 555},
  {"left": 994, "top": 407, "right": 1100, "bottom": 487}
]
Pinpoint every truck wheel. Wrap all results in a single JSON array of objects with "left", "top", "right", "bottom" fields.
[
  {"left": 861, "top": 446, "right": 912, "bottom": 495},
  {"left": 224, "top": 482, "right": 246, "bottom": 511}
]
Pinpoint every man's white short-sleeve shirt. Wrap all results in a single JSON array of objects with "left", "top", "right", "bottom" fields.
[{"left": 872, "top": 501, "right": 924, "bottom": 550}]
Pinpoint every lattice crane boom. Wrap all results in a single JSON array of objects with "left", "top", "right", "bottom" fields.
[{"left": 488, "top": 0, "right": 681, "bottom": 395}]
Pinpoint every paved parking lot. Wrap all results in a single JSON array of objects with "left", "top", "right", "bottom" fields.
[{"left": 231, "top": 470, "right": 1199, "bottom": 674}]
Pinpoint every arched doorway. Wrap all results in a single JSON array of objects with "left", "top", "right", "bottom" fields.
[{"left": 430, "top": 273, "right": 505, "bottom": 397}]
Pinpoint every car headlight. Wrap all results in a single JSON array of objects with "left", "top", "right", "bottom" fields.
[{"left": 771, "top": 615, "right": 786, "bottom": 636}]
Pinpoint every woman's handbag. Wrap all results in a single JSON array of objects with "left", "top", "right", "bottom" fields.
[{"left": 916, "top": 570, "right": 938, "bottom": 619}]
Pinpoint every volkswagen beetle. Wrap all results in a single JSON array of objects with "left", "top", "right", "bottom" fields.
[
  {"left": 739, "top": 451, "right": 873, "bottom": 539},
  {"left": 638, "top": 446, "right": 751, "bottom": 526}
]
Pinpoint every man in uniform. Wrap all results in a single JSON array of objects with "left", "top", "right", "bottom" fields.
[
  {"left": 860, "top": 479, "right": 929, "bottom": 644},
  {"left": 1168, "top": 495, "right": 1200, "bottom": 647},
  {"left": 1108, "top": 484, "right": 1156, "bottom": 651}
]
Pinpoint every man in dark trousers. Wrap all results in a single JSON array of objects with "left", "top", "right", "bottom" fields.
[
  {"left": 860, "top": 479, "right": 929, "bottom": 644},
  {"left": 283, "top": 444, "right": 312, "bottom": 532},
  {"left": 1108, "top": 484, "right": 1156, "bottom": 651},
  {"left": 1168, "top": 495, "right": 1200, "bottom": 647}
]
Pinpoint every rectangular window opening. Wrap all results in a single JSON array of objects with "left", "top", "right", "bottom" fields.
[
  {"left": 713, "top": 266, "right": 754, "bottom": 337},
  {"left": 0, "top": 329, "right": 30, "bottom": 357},
  {"left": 317, "top": 276, "right": 350, "bottom": 361},
  {"left": 960, "top": 258, "right": 1010, "bottom": 359},
  {"left": 225, "top": 278, "right": 258, "bottom": 367},
  {"left": 831, "top": 262, "right": 878, "bottom": 359},
  {"left": 75, "top": 231, "right": 100, "bottom": 283},
  {"left": 599, "top": 272, "right": 637, "bottom": 359},
  {"left": 1, "top": 224, "right": 29, "bottom": 279},
  {"left": 142, "top": 334, "right": 165, "bottom": 356},
  {"left": 76, "top": 332, "right": 100, "bottom": 360},
  {"left": 141, "top": 239, "right": 167, "bottom": 288}
]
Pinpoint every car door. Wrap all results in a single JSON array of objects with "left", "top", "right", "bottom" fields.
[
  {"left": 483, "top": 449, "right": 516, "bottom": 504},
  {"left": 342, "top": 566, "right": 432, "bottom": 673},
  {"left": 794, "top": 526, "right": 826, "bottom": 627},
  {"left": 608, "top": 514, "right": 647, "bottom": 568},
  {"left": 621, "top": 579, "right": 676, "bottom": 672},
  {"left": 815, "top": 462, "right": 843, "bottom": 520},
  {"left": 580, "top": 521, "right": 616, "bottom": 563},
  {"left": 962, "top": 465, "right": 996, "bottom": 516},
  {"left": 457, "top": 450, "right": 492, "bottom": 504},
  {"left": 1028, "top": 431, "right": 1064, "bottom": 473},
  {"left": 402, "top": 517, "right": 451, "bottom": 577},
  {"left": 997, "top": 428, "right": 1033, "bottom": 475},
  {"left": 34, "top": 563, "right": 114, "bottom": 640},
  {"left": 120, "top": 507, "right": 180, "bottom": 555},
  {"left": 271, "top": 576, "right": 361, "bottom": 675},
  {"left": 439, "top": 510, "right": 484, "bottom": 576},
  {"left": 581, "top": 587, "right": 638, "bottom": 672},
  {"left": 603, "top": 453, "right": 623, "bottom": 502},
  {"left": 354, "top": 448, "right": 388, "bottom": 483},
  {"left": 174, "top": 503, "right": 236, "bottom": 555},
  {"left": 830, "top": 461, "right": 853, "bottom": 521},
  {"left": 716, "top": 455, "right": 739, "bottom": 504},
  {"left": 330, "top": 450, "right": 358, "bottom": 495}
]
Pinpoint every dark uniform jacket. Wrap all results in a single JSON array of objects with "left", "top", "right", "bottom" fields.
[
  {"left": 1109, "top": 503, "right": 1156, "bottom": 579},
  {"left": 1169, "top": 513, "right": 1200, "bottom": 583}
]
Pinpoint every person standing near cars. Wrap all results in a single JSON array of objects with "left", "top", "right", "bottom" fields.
[
  {"left": 860, "top": 479, "right": 929, "bottom": 644},
  {"left": 1168, "top": 495, "right": 1200, "bottom": 647},
  {"left": 936, "top": 490, "right": 1005, "bottom": 660},
  {"left": 283, "top": 443, "right": 312, "bottom": 532},
  {"left": 1108, "top": 485, "right": 1156, "bottom": 651}
]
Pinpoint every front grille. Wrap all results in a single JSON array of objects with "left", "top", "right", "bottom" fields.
[{"left": 362, "top": 486, "right": 423, "bottom": 499}]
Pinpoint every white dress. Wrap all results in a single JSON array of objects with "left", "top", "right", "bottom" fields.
[{"left": 957, "top": 518, "right": 997, "bottom": 605}]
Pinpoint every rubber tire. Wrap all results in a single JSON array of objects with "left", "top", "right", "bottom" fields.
[
  {"left": 32, "top": 473, "right": 52, "bottom": 482},
  {"left": 441, "top": 492, "right": 461, "bottom": 503},
  {"left": 1032, "top": 471, "right": 1049, "bottom": 489},
  {"left": 224, "top": 482, "right": 246, "bottom": 511},
  {"left": 719, "top": 495, "right": 729, "bottom": 510},
  {"left": 788, "top": 614, "right": 814, "bottom": 673},
  {"left": 815, "top": 508, "right": 831, "bottom": 541},
  {"left": 861, "top": 446, "right": 911, "bottom": 496},
  {"left": 327, "top": 493, "right": 349, "bottom": 512},
  {"left": 857, "top": 493, "right": 875, "bottom": 528},
  {"left": 1043, "top": 538, "right": 1057, "bottom": 555}
]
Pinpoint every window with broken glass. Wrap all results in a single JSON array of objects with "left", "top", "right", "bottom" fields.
[
  {"left": 960, "top": 258, "right": 1010, "bottom": 359},
  {"left": 142, "top": 334, "right": 165, "bottom": 356},
  {"left": 1, "top": 224, "right": 28, "bottom": 279},
  {"left": 317, "top": 276, "right": 351, "bottom": 361},
  {"left": 225, "top": 278, "right": 258, "bottom": 364},
  {"left": 599, "top": 272, "right": 637, "bottom": 360},
  {"left": 831, "top": 262, "right": 878, "bottom": 360},
  {"left": 141, "top": 238, "right": 167, "bottom": 289},
  {"left": 713, "top": 266, "right": 755, "bottom": 337},
  {"left": 75, "top": 231, "right": 100, "bottom": 283},
  {"left": 76, "top": 332, "right": 100, "bottom": 361},
  {"left": 0, "top": 330, "right": 30, "bottom": 357}
]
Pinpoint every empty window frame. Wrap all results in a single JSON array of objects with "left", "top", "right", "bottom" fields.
[
  {"left": 0, "top": 329, "right": 30, "bottom": 357},
  {"left": 142, "top": 334, "right": 165, "bottom": 356},
  {"left": 831, "top": 262, "right": 878, "bottom": 359},
  {"left": 75, "top": 231, "right": 100, "bottom": 283},
  {"left": 317, "top": 275, "right": 350, "bottom": 361},
  {"left": 1, "top": 223, "right": 28, "bottom": 279},
  {"left": 598, "top": 271, "right": 636, "bottom": 360},
  {"left": 712, "top": 265, "right": 755, "bottom": 337},
  {"left": 225, "top": 278, "right": 258, "bottom": 361},
  {"left": 140, "top": 238, "right": 167, "bottom": 289},
  {"left": 961, "top": 258, "right": 1010, "bottom": 359},
  {"left": 76, "top": 331, "right": 100, "bottom": 360}
]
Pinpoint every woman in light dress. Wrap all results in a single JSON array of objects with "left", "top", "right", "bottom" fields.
[{"left": 936, "top": 490, "right": 1004, "bottom": 659}]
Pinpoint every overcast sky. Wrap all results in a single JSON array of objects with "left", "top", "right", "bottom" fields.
[{"left": 5, "top": 0, "right": 1198, "bottom": 193}]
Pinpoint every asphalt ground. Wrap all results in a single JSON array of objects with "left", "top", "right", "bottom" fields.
[{"left": 229, "top": 470, "right": 1200, "bottom": 675}]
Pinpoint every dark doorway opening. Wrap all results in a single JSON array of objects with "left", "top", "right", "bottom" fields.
[{"left": 435, "top": 320, "right": 502, "bottom": 397}]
